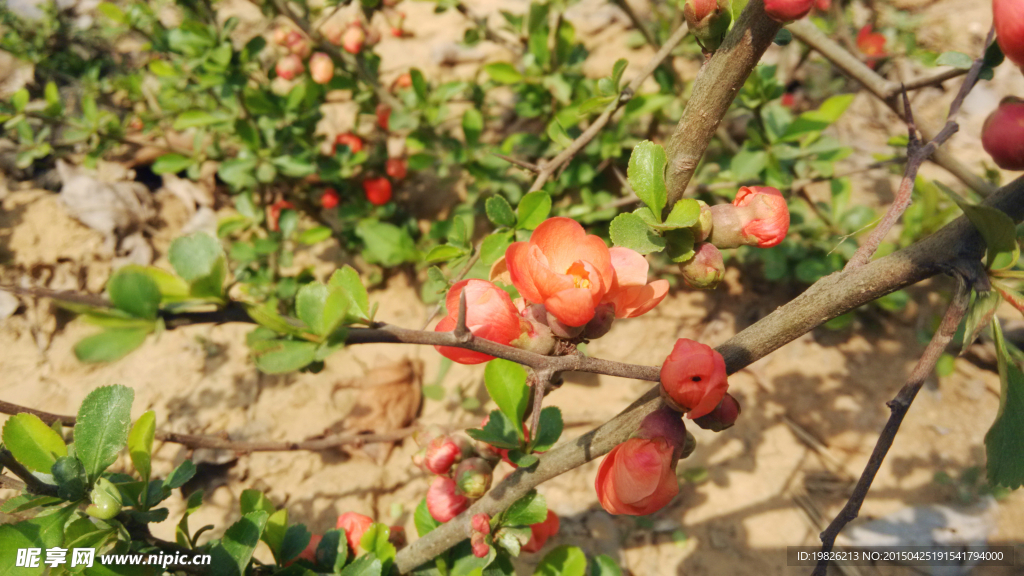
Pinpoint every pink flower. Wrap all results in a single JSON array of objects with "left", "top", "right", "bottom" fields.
[
  {"left": 336, "top": 512, "right": 373, "bottom": 554},
  {"left": 505, "top": 217, "right": 614, "bottom": 327},
  {"left": 595, "top": 438, "right": 679, "bottom": 515},
  {"left": 995, "top": 0, "right": 1024, "bottom": 70},
  {"left": 982, "top": 97, "right": 1024, "bottom": 171},
  {"left": 434, "top": 280, "right": 525, "bottom": 365},
  {"left": 309, "top": 52, "right": 334, "bottom": 85},
  {"left": 601, "top": 247, "right": 670, "bottom": 318},
  {"left": 734, "top": 186, "right": 789, "bottom": 248},
  {"left": 521, "top": 510, "right": 560, "bottom": 552},
  {"left": 764, "top": 0, "right": 813, "bottom": 22},
  {"left": 426, "top": 476, "right": 469, "bottom": 523},
  {"left": 660, "top": 338, "right": 729, "bottom": 419}
]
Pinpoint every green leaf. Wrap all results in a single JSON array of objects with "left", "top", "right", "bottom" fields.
[
  {"left": 962, "top": 289, "right": 1001, "bottom": 354},
  {"left": 356, "top": 220, "right": 418, "bottom": 266},
  {"left": 609, "top": 212, "right": 665, "bottom": 254},
  {"left": 485, "top": 62, "right": 523, "bottom": 84},
  {"left": 361, "top": 524, "right": 397, "bottom": 575},
  {"left": 414, "top": 498, "right": 441, "bottom": 537},
  {"left": 272, "top": 155, "right": 317, "bottom": 178},
  {"left": 296, "top": 282, "right": 349, "bottom": 336},
  {"left": 486, "top": 196, "right": 517, "bottom": 228},
  {"left": 627, "top": 140, "right": 668, "bottom": 219},
  {"left": 986, "top": 320, "right": 1024, "bottom": 489},
  {"left": 240, "top": 489, "right": 275, "bottom": 516},
  {"left": 152, "top": 153, "right": 194, "bottom": 174},
  {"left": 939, "top": 183, "right": 1019, "bottom": 268},
  {"left": 264, "top": 509, "right": 289, "bottom": 559},
  {"left": 481, "top": 231, "right": 514, "bottom": 265},
  {"left": 611, "top": 59, "right": 628, "bottom": 88},
  {"left": 936, "top": 51, "right": 973, "bottom": 69},
  {"left": 506, "top": 490, "right": 547, "bottom": 526},
  {"left": 484, "top": 359, "right": 530, "bottom": 438},
  {"left": 149, "top": 59, "right": 177, "bottom": 77},
  {"left": 74, "top": 327, "right": 152, "bottom": 362},
  {"left": 298, "top": 226, "right": 333, "bottom": 245},
  {"left": 251, "top": 339, "right": 318, "bottom": 374},
  {"left": 165, "top": 459, "right": 197, "bottom": 489},
  {"left": 169, "top": 232, "right": 223, "bottom": 282},
  {"left": 75, "top": 384, "right": 134, "bottom": 482},
  {"left": 341, "top": 554, "right": 383, "bottom": 576},
  {"left": 121, "top": 265, "right": 190, "bottom": 302},
  {"left": 278, "top": 524, "right": 311, "bottom": 564},
  {"left": 663, "top": 199, "right": 701, "bottom": 229},
  {"left": 466, "top": 410, "right": 521, "bottom": 449},
  {"left": 316, "top": 529, "right": 349, "bottom": 573},
  {"left": 517, "top": 192, "right": 552, "bottom": 230},
  {"left": 173, "top": 110, "right": 233, "bottom": 130},
  {"left": 534, "top": 546, "right": 587, "bottom": 576},
  {"left": 781, "top": 94, "right": 855, "bottom": 141},
  {"left": 108, "top": 268, "right": 162, "bottom": 319},
  {"left": 218, "top": 157, "right": 258, "bottom": 190},
  {"left": 128, "top": 410, "right": 156, "bottom": 483},
  {"left": 210, "top": 510, "right": 269, "bottom": 576},
  {"left": 0, "top": 502, "right": 77, "bottom": 570},
  {"left": 426, "top": 244, "right": 467, "bottom": 263},
  {"left": 2, "top": 413, "right": 67, "bottom": 473},
  {"left": 665, "top": 228, "right": 696, "bottom": 263},
  {"left": 97, "top": 2, "right": 126, "bottom": 22},
  {"left": 463, "top": 109, "right": 484, "bottom": 146},
  {"left": 0, "top": 494, "right": 61, "bottom": 514},
  {"left": 531, "top": 407, "right": 562, "bottom": 452},
  {"left": 328, "top": 265, "right": 371, "bottom": 322},
  {"left": 546, "top": 120, "right": 572, "bottom": 148},
  {"left": 505, "top": 450, "right": 538, "bottom": 468},
  {"left": 591, "top": 554, "right": 622, "bottom": 576},
  {"left": 51, "top": 456, "right": 87, "bottom": 501}
]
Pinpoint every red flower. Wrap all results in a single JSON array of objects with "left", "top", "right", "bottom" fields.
[
  {"left": 982, "top": 97, "right": 1024, "bottom": 171},
  {"left": 856, "top": 25, "right": 887, "bottom": 68},
  {"left": 995, "top": 0, "right": 1024, "bottom": 70},
  {"left": 601, "top": 247, "right": 669, "bottom": 318},
  {"left": 335, "top": 133, "right": 364, "bottom": 154},
  {"left": 386, "top": 158, "right": 408, "bottom": 180},
  {"left": 377, "top": 104, "right": 391, "bottom": 131},
  {"left": 505, "top": 217, "right": 614, "bottom": 327},
  {"left": 434, "top": 279, "right": 524, "bottom": 364},
  {"left": 764, "top": 0, "right": 813, "bottom": 22},
  {"left": 734, "top": 186, "right": 788, "bottom": 248},
  {"left": 321, "top": 188, "right": 339, "bottom": 209},
  {"left": 426, "top": 476, "right": 469, "bottom": 523},
  {"left": 423, "top": 436, "right": 462, "bottom": 474},
  {"left": 595, "top": 437, "right": 679, "bottom": 516},
  {"left": 342, "top": 24, "right": 366, "bottom": 54},
  {"left": 310, "top": 52, "right": 334, "bottom": 84},
  {"left": 471, "top": 532, "right": 490, "bottom": 557},
  {"left": 275, "top": 55, "right": 305, "bottom": 81},
  {"left": 660, "top": 338, "right": 728, "bottom": 419},
  {"left": 336, "top": 512, "right": 373, "bottom": 554},
  {"left": 521, "top": 510, "right": 560, "bottom": 553},
  {"left": 267, "top": 200, "right": 295, "bottom": 232},
  {"left": 471, "top": 513, "right": 491, "bottom": 535},
  {"left": 363, "top": 177, "right": 392, "bottom": 205},
  {"left": 393, "top": 73, "right": 413, "bottom": 90}
]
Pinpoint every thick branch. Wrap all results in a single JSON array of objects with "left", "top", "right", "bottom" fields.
[
  {"left": 664, "top": 0, "right": 782, "bottom": 206},
  {"left": 811, "top": 278, "right": 972, "bottom": 576}
]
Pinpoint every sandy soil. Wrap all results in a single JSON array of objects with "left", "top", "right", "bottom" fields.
[{"left": 2, "top": 0, "right": 1024, "bottom": 574}]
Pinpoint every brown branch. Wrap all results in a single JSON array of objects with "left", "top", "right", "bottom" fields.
[
  {"left": 526, "top": 22, "right": 690, "bottom": 193},
  {"left": 811, "top": 276, "right": 973, "bottom": 576},
  {"left": 788, "top": 19, "right": 997, "bottom": 197},
  {"left": 891, "top": 67, "right": 969, "bottom": 97},
  {"left": 844, "top": 28, "right": 995, "bottom": 270},
  {"left": 0, "top": 449, "right": 59, "bottom": 497},
  {"left": 664, "top": 0, "right": 782, "bottom": 207},
  {"left": 493, "top": 153, "right": 540, "bottom": 173}
]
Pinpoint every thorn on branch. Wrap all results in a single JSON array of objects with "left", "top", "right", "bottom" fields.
[
  {"left": 494, "top": 153, "right": 540, "bottom": 173},
  {"left": 454, "top": 288, "right": 471, "bottom": 343}
]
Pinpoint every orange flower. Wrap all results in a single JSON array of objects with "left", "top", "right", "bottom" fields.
[
  {"left": 434, "top": 280, "right": 525, "bottom": 365},
  {"left": 995, "top": 0, "right": 1024, "bottom": 70},
  {"left": 336, "top": 512, "right": 373, "bottom": 554},
  {"left": 660, "top": 338, "right": 728, "bottom": 419},
  {"left": 602, "top": 247, "right": 669, "bottom": 318},
  {"left": 505, "top": 217, "right": 614, "bottom": 327},
  {"left": 521, "top": 510, "right": 560, "bottom": 552},
  {"left": 595, "top": 437, "right": 679, "bottom": 515},
  {"left": 856, "top": 25, "right": 887, "bottom": 66}
]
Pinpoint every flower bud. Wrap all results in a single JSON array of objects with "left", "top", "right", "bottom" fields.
[
  {"left": 336, "top": 512, "right": 374, "bottom": 554},
  {"left": 546, "top": 310, "right": 584, "bottom": 339},
  {"left": 764, "top": 0, "right": 813, "bottom": 22},
  {"left": 678, "top": 243, "right": 725, "bottom": 290},
  {"left": 472, "top": 513, "right": 492, "bottom": 535},
  {"left": 285, "top": 31, "right": 311, "bottom": 58},
  {"left": 377, "top": 103, "right": 391, "bottom": 130},
  {"left": 363, "top": 177, "right": 393, "bottom": 206},
  {"left": 595, "top": 433, "right": 680, "bottom": 516},
  {"left": 321, "top": 19, "right": 344, "bottom": 45},
  {"left": 856, "top": 25, "right": 887, "bottom": 60},
  {"left": 995, "top": 0, "right": 1024, "bottom": 70},
  {"left": 386, "top": 158, "right": 408, "bottom": 180},
  {"left": 521, "top": 511, "right": 560, "bottom": 553},
  {"left": 708, "top": 186, "right": 789, "bottom": 249},
  {"left": 272, "top": 27, "right": 291, "bottom": 46},
  {"left": 424, "top": 436, "right": 462, "bottom": 475},
  {"left": 454, "top": 458, "right": 493, "bottom": 499},
  {"left": 982, "top": 97, "right": 1024, "bottom": 171},
  {"left": 275, "top": 55, "right": 305, "bottom": 81},
  {"left": 85, "top": 478, "right": 122, "bottom": 520},
  {"left": 471, "top": 532, "right": 490, "bottom": 557},
  {"left": 692, "top": 393, "right": 741, "bottom": 432},
  {"left": 512, "top": 313, "right": 557, "bottom": 356},
  {"left": 342, "top": 24, "right": 366, "bottom": 54},
  {"left": 321, "top": 188, "right": 340, "bottom": 209},
  {"left": 660, "top": 338, "right": 728, "bottom": 419},
  {"left": 683, "top": 0, "right": 732, "bottom": 52},
  {"left": 582, "top": 303, "right": 616, "bottom": 339},
  {"left": 426, "top": 476, "right": 469, "bottom": 523},
  {"left": 692, "top": 200, "right": 713, "bottom": 242},
  {"left": 309, "top": 52, "right": 334, "bottom": 85}
]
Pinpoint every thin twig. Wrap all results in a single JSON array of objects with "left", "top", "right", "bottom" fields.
[
  {"left": 494, "top": 153, "right": 540, "bottom": 173},
  {"left": 527, "top": 22, "right": 690, "bottom": 193},
  {"left": 0, "top": 449, "right": 59, "bottom": 497},
  {"left": 890, "top": 67, "right": 969, "bottom": 97},
  {"left": 811, "top": 278, "right": 972, "bottom": 576}
]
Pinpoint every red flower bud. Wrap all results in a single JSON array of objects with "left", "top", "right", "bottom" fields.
[
  {"left": 435, "top": 279, "right": 526, "bottom": 364},
  {"left": 982, "top": 97, "right": 1024, "bottom": 171},
  {"left": 267, "top": 200, "right": 295, "bottom": 232},
  {"left": 426, "top": 476, "right": 469, "bottom": 523},
  {"left": 286, "top": 31, "right": 311, "bottom": 58},
  {"left": 521, "top": 510, "right": 560, "bottom": 553},
  {"left": 678, "top": 243, "right": 725, "bottom": 290},
  {"left": 595, "top": 436, "right": 679, "bottom": 516},
  {"left": 660, "top": 338, "right": 728, "bottom": 419},
  {"left": 995, "top": 0, "right": 1024, "bottom": 70},
  {"left": 424, "top": 436, "right": 462, "bottom": 474},
  {"left": 336, "top": 512, "right": 373, "bottom": 554},
  {"left": 454, "top": 458, "right": 493, "bottom": 499},
  {"left": 472, "top": 513, "right": 491, "bottom": 535},
  {"left": 764, "top": 0, "right": 813, "bottom": 22},
  {"left": 856, "top": 25, "right": 887, "bottom": 58},
  {"left": 377, "top": 103, "right": 392, "bottom": 131},
  {"left": 683, "top": 0, "right": 732, "bottom": 52},
  {"left": 334, "top": 132, "right": 364, "bottom": 154},
  {"left": 814, "top": 0, "right": 830, "bottom": 10},
  {"left": 275, "top": 55, "right": 305, "bottom": 81},
  {"left": 692, "top": 393, "right": 741, "bottom": 432},
  {"left": 386, "top": 158, "right": 408, "bottom": 180},
  {"left": 309, "top": 52, "right": 334, "bottom": 85},
  {"left": 293, "top": 533, "right": 321, "bottom": 564},
  {"left": 342, "top": 25, "right": 366, "bottom": 54},
  {"left": 582, "top": 303, "right": 616, "bottom": 339},
  {"left": 321, "top": 188, "right": 340, "bottom": 209},
  {"left": 393, "top": 73, "right": 413, "bottom": 90},
  {"left": 363, "top": 177, "right": 392, "bottom": 206},
  {"left": 708, "top": 186, "right": 789, "bottom": 249},
  {"left": 471, "top": 532, "right": 490, "bottom": 557}
]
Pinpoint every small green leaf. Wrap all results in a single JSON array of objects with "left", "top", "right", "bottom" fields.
[
  {"left": 361, "top": 524, "right": 397, "bottom": 574},
  {"left": 485, "top": 359, "right": 530, "bottom": 438},
  {"left": 278, "top": 524, "right": 311, "bottom": 564},
  {"left": 426, "top": 244, "right": 467, "bottom": 263},
  {"left": 173, "top": 110, "right": 233, "bottom": 130},
  {"left": 328, "top": 265, "right": 371, "bottom": 321},
  {"left": 481, "top": 231, "right": 514, "bottom": 265},
  {"left": 74, "top": 384, "right": 135, "bottom": 482},
  {"left": 531, "top": 407, "right": 563, "bottom": 452},
  {"left": 128, "top": 410, "right": 156, "bottom": 483},
  {"left": 781, "top": 94, "right": 855, "bottom": 141},
  {"left": 665, "top": 228, "right": 696, "bottom": 263},
  {"left": 627, "top": 140, "right": 668, "bottom": 218},
  {"left": 609, "top": 212, "right": 666, "bottom": 254},
  {"left": 936, "top": 51, "right": 973, "bottom": 69},
  {"left": 486, "top": 196, "right": 517, "bottom": 228},
  {"left": 939, "top": 183, "right": 1019, "bottom": 268},
  {"left": 169, "top": 232, "right": 223, "bottom": 282},
  {"left": 108, "top": 268, "right": 162, "bottom": 319},
  {"left": 546, "top": 120, "right": 573, "bottom": 148},
  {"left": 517, "top": 192, "right": 552, "bottom": 230},
  {"left": 962, "top": 289, "right": 1001, "bottom": 354},
  {"left": 74, "top": 327, "right": 152, "bottom": 362},
  {"left": 264, "top": 509, "right": 288, "bottom": 559},
  {"left": 97, "top": 2, "right": 126, "bottom": 22},
  {"left": 463, "top": 109, "right": 484, "bottom": 146},
  {"left": 611, "top": 59, "right": 628, "bottom": 88},
  {"left": 663, "top": 199, "right": 701, "bottom": 229},
  {"left": 986, "top": 320, "right": 1024, "bottom": 489},
  {"left": 51, "top": 456, "right": 86, "bottom": 501},
  {"left": 149, "top": 59, "right": 177, "bottom": 77},
  {"left": 2, "top": 413, "right": 67, "bottom": 473},
  {"left": 414, "top": 498, "right": 441, "bottom": 537},
  {"left": 298, "top": 226, "right": 333, "bottom": 245},
  {"left": 505, "top": 450, "right": 539, "bottom": 468},
  {"left": 240, "top": 489, "right": 275, "bottom": 516},
  {"left": 485, "top": 62, "right": 523, "bottom": 84},
  {"left": 210, "top": 511, "right": 269, "bottom": 576},
  {"left": 341, "top": 554, "right": 383, "bottom": 576},
  {"left": 296, "top": 282, "right": 348, "bottom": 336},
  {"left": 591, "top": 554, "right": 622, "bottom": 576},
  {"left": 251, "top": 339, "right": 318, "bottom": 374},
  {"left": 506, "top": 490, "right": 547, "bottom": 526},
  {"left": 535, "top": 545, "right": 587, "bottom": 576},
  {"left": 316, "top": 529, "right": 349, "bottom": 573},
  {"left": 0, "top": 502, "right": 77, "bottom": 565},
  {"left": 152, "top": 153, "right": 194, "bottom": 174},
  {"left": 165, "top": 459, "right": 197, "bottom": 489},
  {"left": 356, "top": 220, "right": 419, "bottom": 267},
  {"left": 466, "top": 410, "right": 521, "bottom": 449}
]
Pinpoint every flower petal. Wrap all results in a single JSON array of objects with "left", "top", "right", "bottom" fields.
[
  {"left": 608, "top": 247, "right": 650, "bottom": 289},
  {"left": 529, "top": 217, "right": 588, "bottom": 273},
  {"left": 613, "top": 279, "right": 670, "bottom": 318},
  {"left": 545, "top": 287, "right": 598, "bottom": 327}
]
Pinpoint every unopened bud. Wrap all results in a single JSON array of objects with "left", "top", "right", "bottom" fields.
[
  {"left": 454, "top": 458, "right": 493, "bottom": 499},
  {"left": 309, "top": 52, "right": 334, "bottom": 85},
  {"left": 546, "top": 311, "right": 583, "bottom": 339},
  {"left": 692, "top": 200, "right": 713, "bottom": 242},
  {"left": 683, "top": 0, "right": 732, "bottom": 52},
  {"left": 678, "top": 243, "right": 725, "bottom": 290},
  {"left": 275, "top": 55, "right": 304, "bottom": 81},
  {"left": 426, "top": 476, "right": 469, "bottom": 523},
  {"left": 637, "top": 407, "right": 689, "bottom": 459},
  {"left": 995, "top": 0, "right": 1024, "bottom": 71},
  {"left": 982, "top": 97, "right": 1024, "bottom": 171},
  {"left": 342, "top": 24, "right": 366, "bottom": 54},
  {"left": 708, "top": 186, "right": 789, "bottom": 249},
  {"left": 471, "top": 532, "right": 490, "bottom": 558},
  {"left": 424, "top": 436, "right": 462, "bottom": 475},
  {"left": 764, "top": 0, "right": 814, "bottom": 22},
  {"left": 582, "top": 303, "right": 616, "bottom": 339},
  {"left": 472, "top": 513, "right": 492, "bottom": 535},
  {"left": 285, "top": 31, "right": 310, "bottom": 58},
  {"left": 693, "top": 393, "right": 741, "bottom": 432},
  {"left": 513, "top": 312, "right": 557, "bottom": 355}
]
